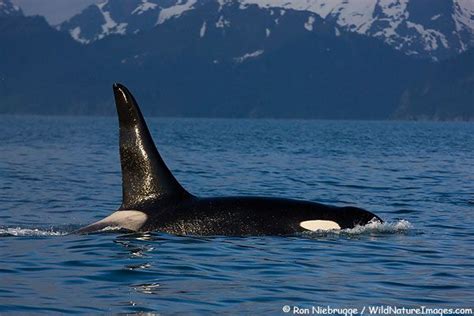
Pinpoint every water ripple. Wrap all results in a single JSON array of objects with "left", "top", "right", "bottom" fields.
[{"left": 0, "top": 117, "right": 473, "bottom": 313}]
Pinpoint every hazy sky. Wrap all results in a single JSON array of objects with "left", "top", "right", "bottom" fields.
[{"left": 12, "top": 0, "right": 101, "bottom": 25}]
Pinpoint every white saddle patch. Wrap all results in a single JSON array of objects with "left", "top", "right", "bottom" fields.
[
  {"left": 300, "top": 220, "right": 341, "bottom": 231},
  {"left": 92, "top": 210, "right": 148, "bottom": 231}
]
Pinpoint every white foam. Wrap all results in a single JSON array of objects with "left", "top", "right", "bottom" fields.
[
  {"left": 302, "top": 219, "right": 413, "bottom": 236},
  {"left": 345, "top": 219, "right": 413, "bottom": 234},
  {"left": 0, "top": 227, "right": 67, "bottom": 237}
]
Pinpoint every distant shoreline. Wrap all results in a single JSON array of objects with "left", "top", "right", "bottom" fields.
[{"left": 1, "top": 113, "right": 473, "bottom": 122}]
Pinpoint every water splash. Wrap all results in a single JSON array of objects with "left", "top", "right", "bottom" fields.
[
  {"left": 344, "top": 219, "right": 413, "bottom": 234},
  {"left": 0, "top": 227, "right": 68, "bottom": 237},
  {"left": 0, "top": 219, "right": 413, "bottom": 238},
  {"left": 302, "top": 219, "right": 414, "bottom": 237}
]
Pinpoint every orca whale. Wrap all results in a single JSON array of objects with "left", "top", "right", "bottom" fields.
[{"left": 77, "top": 84, "right": 382, "bottom": 235}]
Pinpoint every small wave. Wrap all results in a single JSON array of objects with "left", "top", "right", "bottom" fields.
[
  {"left": 344, "top": 219, "right": 413, "bottom": 234},
  {"left": 303, "top": 219, "right": 413, "bottom": 237},
  {"left": 0, "top": 227, "right": 68, "bottom": 237}
]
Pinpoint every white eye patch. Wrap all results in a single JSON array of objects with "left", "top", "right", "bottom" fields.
[{"left": 300, "top": 220, "right": 341, "bottom": 231}]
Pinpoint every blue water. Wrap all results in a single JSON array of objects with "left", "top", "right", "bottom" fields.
[{"left": 0, "top": 116, "right": 473, "bottom": 314}]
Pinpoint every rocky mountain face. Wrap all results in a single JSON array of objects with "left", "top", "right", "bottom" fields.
[
  {"left": 0, "top": 0, "right": 21, "bottom": 17},
  {"left": 394, "top": 48, "right": 474, "bottom": 121},
  {"left": 58, "top": 0, "right": 474, "bottom": 61}
]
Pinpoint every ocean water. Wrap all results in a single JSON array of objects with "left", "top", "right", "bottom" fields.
[{"left": 0, "top": 116, "right": 473, "bottom": 314}]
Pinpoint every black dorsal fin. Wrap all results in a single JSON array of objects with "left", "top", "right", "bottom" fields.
[{"left": 113, "top": 83, "right": 190, "bottom": 208}]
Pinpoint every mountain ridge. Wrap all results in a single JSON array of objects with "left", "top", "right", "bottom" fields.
[
  {"left": 0, "top": 0, "right": 472, "bottom": 120},
  {"left": 58, "top": 0, "right": 474, "bottom": 61},
  {"left": 0, "top": 0, "right": 22, "bottom": 17}
]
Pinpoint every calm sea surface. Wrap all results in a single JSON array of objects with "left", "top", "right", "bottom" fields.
[{"left": 0, "top": 116, "right": 473, "bottom": 314}]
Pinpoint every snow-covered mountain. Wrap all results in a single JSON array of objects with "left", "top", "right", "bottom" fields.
[
  {"left": 58, "top": 0, "right": 188, "bottom": 44},
  {"left": 0, "top": 0, "right": 426, "bottom": 118},
  {"left": 245, "top": 0, "right": 474, "bottom": 61},
  {"left": 1, "top": 0, "right": 472, "bottom": 119},
  {"left": 0, "top": 0, "right": 22, "bottom": 17},
  {"left": 58, "top": 0, "right": 474, "bottom": 61}
]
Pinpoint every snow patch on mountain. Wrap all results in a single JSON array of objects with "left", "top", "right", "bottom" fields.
[
  {"left": 455, "top": 0, "right": 474, "bottom": 30},
  {"left": 216, "top": 15, "right": 231, "bottom": 28},
  {"left": 132, "top": 0, "right": 158, "bottom": 15},
  {"left": 372, "top": 0, "right": 408, "bottom": 39},
  {"left": 304, "top": 15, "right": 315, "bottom": 31},
  {"left": 406, "top": 22, "right": 449, "bottom": 51},
  {"left": 98, "top": 1, "right": 128, "bottom": 37},
  {"left": 157, "top": 0, "right": 196, "bottom": 25},
  {"left": 0, "top": 0, "right": 22, "bottom": 16},
  {"left": 453, "top": 0, "right": 474, "bottom": 50},
  {"left": 70, "top": 27, "right": 89, "bottom": 44},
  {"left": 218, "top": 0, "right": 233, "bottom": 10},
  {"left": 241, "top": 0, "right": 377, "bottom": 32},
  {"left": 200, "top": 21, "right": 206, "bottom": 37},
  {"left": 234, "top": 49, "right": 264, "bottom": 63}
]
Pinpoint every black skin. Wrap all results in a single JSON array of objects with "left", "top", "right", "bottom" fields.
[
  {"left": 77, "top": 84, "right": 382, "bottom": 236},
  {"left": 137, "top": 196, "right": 382, "bottom": 236},
  {"left": 79, "top": 195, "right": 382, "bottom": 236}
]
